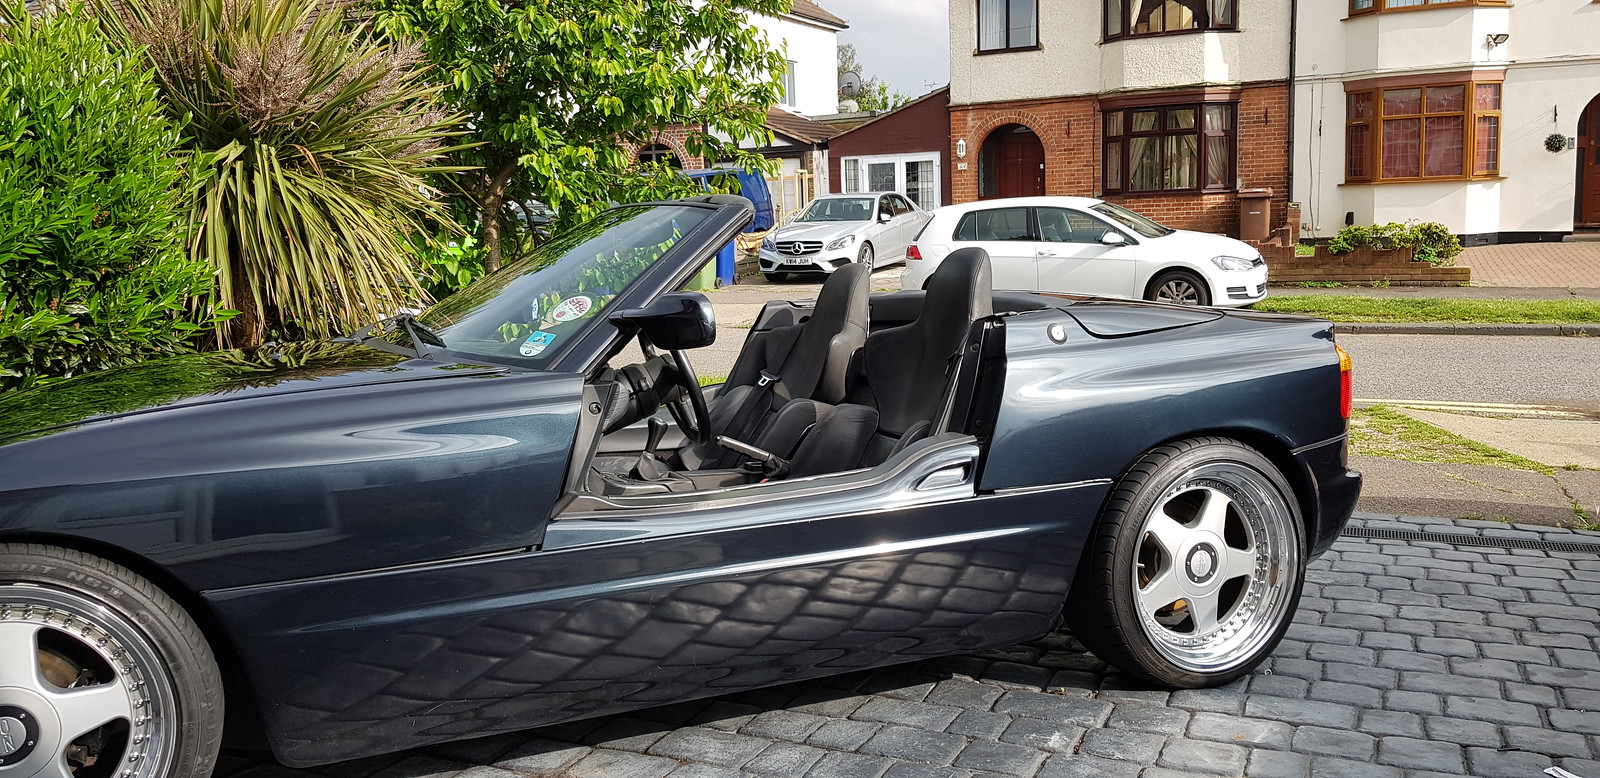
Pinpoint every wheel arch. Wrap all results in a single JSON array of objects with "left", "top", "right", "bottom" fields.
[
  {"left": 0, "top": 531, "right": 270, "bottom": 748},
  {"left": 1101, "top": 428, "right": 1320, "bottom": 552},
  {"left": 1141, "top": 264, "right": 1213, "bottom": 300}
]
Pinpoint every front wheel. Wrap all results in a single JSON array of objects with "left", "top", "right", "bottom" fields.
[
  {"left": 1147, "top": 271, "right": 1211, "bottom": 306},
  {"left": 857, "top": 242, "right": 874, "bottom": 268},
  {"left": 0, "top": 544, "right": 223, "bottom": 778},
  {"left": 1067, "top": 438, "right": 1305, "bottom": 688}
]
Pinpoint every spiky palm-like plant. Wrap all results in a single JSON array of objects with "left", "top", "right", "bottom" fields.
[{"left": 99, "top": 0, "right": 464, "bottom": 347}]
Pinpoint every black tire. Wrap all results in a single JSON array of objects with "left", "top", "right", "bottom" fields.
[
  {"left": 1, "top": 544, "right": 223, "bottom": 778},
  {"left": 763, "top": 272, "right": 789, "bottom": 283},
  {"left": 1146, "top": 270, "right": 1211, "bottom": 306},
  {"left": 1066, "top": 437, "right": 1305, "bottom": 688},
  {"left": 858, "top": 242, "right": 874, "bottom": 267}
]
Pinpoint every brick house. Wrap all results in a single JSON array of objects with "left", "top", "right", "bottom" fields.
[
  {"left": 946, "top": 0, "right": 1296, "bottom": 245},
  {"left": 1294, "top": 0, "right": 1600, "bottom": 243},
  {"left": 827, "top": 87, "right": 953, "bottom": 209}
]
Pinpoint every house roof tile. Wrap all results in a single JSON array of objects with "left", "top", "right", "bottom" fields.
[
  {"left": 766, "top": 107, "right": 842, "bottom": 144},
  {"left": 789, "top": 0, "right": 847, "bottom": 29}
]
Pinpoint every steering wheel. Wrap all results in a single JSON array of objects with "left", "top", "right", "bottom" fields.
[{"left": 641, "top": 342, "right": 713, "bottom": 446}]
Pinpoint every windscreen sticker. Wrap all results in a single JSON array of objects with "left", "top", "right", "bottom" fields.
[
  {"left": 519, "top": 331, "right": 557, "bottom": 357},
  {"left": 549, "top": 296, "right": 593, "bottom": 323}
]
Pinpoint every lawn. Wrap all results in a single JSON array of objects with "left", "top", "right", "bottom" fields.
[{"left": 1254, "top": 296, "right": 1600, "bottom": 323}]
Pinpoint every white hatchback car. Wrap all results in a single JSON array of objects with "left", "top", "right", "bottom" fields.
[
  {"left": 902, "top": 196, "right": 1268, "bottom": 307},
  {"left": 759, "top": 192, "right": 931, "bottom": 282}
]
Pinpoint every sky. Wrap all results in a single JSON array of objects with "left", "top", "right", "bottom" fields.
[{"left": 833, "top": 0, "right": 950, "bottom": 102}]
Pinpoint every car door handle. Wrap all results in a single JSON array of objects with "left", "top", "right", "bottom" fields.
[
  {"left": 917, "top": 464, "right": 970, "bottom": 491},
  {"left": 1037, "top": 250, "right": 1058, "bottom": 257}
]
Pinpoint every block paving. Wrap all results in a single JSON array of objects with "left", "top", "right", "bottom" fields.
[{"left": 218, "top": 515, "right": 1600, "bottom": 778}]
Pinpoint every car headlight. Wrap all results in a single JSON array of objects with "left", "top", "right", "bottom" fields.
[
  {"left": 762, "top": 235, "right": 776, "bottom": 251},
  {"left": 826, "top": 234, "right": 856, "bottom": 251},
  {"left": 1210, "top": 255, "right": 1257, "bottom": 272}
]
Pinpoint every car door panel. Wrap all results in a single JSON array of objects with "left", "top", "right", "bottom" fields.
[
  {"left": 204, "top": 439, "right": 1101, "bottom": 767},
  {"left": 954, "top": 206, "right": 1036, "bottom": 290},
  {"left": 1034, "top": 208, "right": 1139, "bottom": 298}
]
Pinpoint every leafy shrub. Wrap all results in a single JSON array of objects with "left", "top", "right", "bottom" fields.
[
  {"left": 1327, "top": 221, "right": 1462, "bottom": 266},
  {"left": 0, "top": 3, "right": 221, "bottom": 392},
  {"left": 99, "top": 0, "right": 465, "bottom": 347}
]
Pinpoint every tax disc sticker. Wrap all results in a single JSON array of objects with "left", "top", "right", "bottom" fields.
[
  {"left": 549, "top": 296, "right": 593, "bottom": 323},
  {"left": 519, "top": 331, "right": 556, "bottom": 357}
]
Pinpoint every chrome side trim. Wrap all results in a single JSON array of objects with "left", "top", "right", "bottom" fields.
[
  {"left": 1291, "top": 434, "right": 1347, "bottom": 456},
  {"left": 988, "top": 479, "right": 1113, "bottom": 497}
]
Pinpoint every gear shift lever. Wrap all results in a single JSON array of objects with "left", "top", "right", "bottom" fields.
[{"left": 634, "top": 417, "right": 671, "bottom": 480}]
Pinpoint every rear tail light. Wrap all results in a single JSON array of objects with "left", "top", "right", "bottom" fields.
[
  {"left": 906, "top": 244, "right": 923, "bottom": 261},
  {"left": 1335, "top": 344, "right": 1353, "bottom": 419}
]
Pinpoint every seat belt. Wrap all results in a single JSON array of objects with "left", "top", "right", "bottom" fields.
[{"left": 722, "top": 324, "right": 805, "bottom": 451}]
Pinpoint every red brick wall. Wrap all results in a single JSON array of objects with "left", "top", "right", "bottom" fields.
[
  {"left": 948, "top": 83, "right": 1292, "bottom": 240},
  {"left": 621, "top": 125, "right": 707, "bottom": 169},
  {"left": 828, "top": 91, "right": 953, "bottom": 205}
]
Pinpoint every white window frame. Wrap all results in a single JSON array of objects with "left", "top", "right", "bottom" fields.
[
  {"left": 780, "top": 60, "right": 797, "bottom": 107},
  {"left": 838, "top": 152, "right": 942, "bottom": 208}
]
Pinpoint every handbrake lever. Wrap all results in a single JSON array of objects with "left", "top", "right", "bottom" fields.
[{"left": 715, "top": 435, "right": 789, "bottom": 478}]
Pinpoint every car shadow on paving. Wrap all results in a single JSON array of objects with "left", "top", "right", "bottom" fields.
[{"left": 217, "top": 516, "right": 1600, "bottom": 778}]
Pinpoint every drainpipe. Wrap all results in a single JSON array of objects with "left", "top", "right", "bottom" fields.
[{"left": 1285, "top": 0, "right": 1299, "bottom": 234}]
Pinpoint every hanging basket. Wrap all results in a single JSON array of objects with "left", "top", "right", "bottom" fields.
[{"left": 1545, "top": 133, "right": 1568, "bottom": 153}]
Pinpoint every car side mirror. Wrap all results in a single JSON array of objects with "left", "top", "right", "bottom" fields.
[
  {"left": 879, "top": 212, "right": 893, "bottom": 223},
  {"left": 1100, "top": 231, "right": 1128, "bottom": 246},
  {"left": 610, "top": 292, "right": 716, "bottom": 350}
]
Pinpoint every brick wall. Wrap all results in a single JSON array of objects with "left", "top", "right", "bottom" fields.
[
  {"left": 620, "top": 125, "right": 707, "bottom": 169},
  {"left": 1271, "top": 245, "right": 1472, "bottom": 285},
  {"left": 948, "top": 83, "right": 1293, "bottom": 240}
]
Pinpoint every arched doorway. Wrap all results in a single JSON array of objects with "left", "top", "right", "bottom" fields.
[
  {"left": 1579, "top": 94, "right": 1600, "bottom": 228},
  {"left": 638, "top": 143, "right": 682, "bottom": 169},
  {"left": 978, "top": 124, "right": 1045, "bottom": 199}
]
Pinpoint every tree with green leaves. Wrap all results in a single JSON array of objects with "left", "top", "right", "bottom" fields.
[
  {"left": 837, "top": 44, "right": 910, "bottom": 113},
  {"left": 369, "top": 0, "right": 792, "bottom": 273},
  {"left": 0, "top": 2, "right": 221, "bottom": 391},
  {"left": 98, "top": 0, "right": 466, "bottom": 348}
]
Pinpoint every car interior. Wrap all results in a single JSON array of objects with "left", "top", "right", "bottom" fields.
[{"left": 562, "top": 248, "right": 1036, "bottom": 511}]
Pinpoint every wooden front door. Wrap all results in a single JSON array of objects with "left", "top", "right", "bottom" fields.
[
  {"left": 1580, "top": 95, "right": 1600, "bottom": 227},
  {"left": 996, "top": 129, "right": 1045, "bottom": 199}
]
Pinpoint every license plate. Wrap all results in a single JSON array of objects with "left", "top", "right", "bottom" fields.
[{"left": 783, "top": 258, "right": 812, "bottom": 266}]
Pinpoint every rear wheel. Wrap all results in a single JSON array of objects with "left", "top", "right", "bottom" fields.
[
  {"left": 0, "top": 544, "right": 222, "bottom": 778},
  {"left": 763, "top": 272, "right": 789, "bottom": 283},
  {"left": 1147, "top": 271, "right": 1211, "bottom": 306},
  {"left": 1067, "top": 438, "right": 1304, "bottom": 688}
]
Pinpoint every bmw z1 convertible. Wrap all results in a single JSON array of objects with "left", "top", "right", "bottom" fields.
[{"left": 0, "top": 195, "right": 1360, "bottom": 778}]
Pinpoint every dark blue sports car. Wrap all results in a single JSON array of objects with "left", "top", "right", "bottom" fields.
[{"left": 0, "top": 195, "right": 1359, "bottom": 778}]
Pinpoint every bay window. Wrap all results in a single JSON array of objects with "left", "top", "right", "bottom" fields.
[
  {"left": 1103, "top": 102, "right": 1236, "bottom": 193},
  {"left": 1345, "top": 79, "right": 1502, "bottom": 183}
]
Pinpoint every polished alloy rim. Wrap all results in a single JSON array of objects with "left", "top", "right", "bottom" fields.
[
  {"left": 1131, "top": 462, "right": 1298, "bottom": 673},
  {"left": 859, "top": 244, "right": 873, "bottom": 266},
  {"left": 0, "top": 584, "right": 175, "bottom": 778},
  {"left": 1155, "top": 278, "right": 1201, "bottom": 305}
]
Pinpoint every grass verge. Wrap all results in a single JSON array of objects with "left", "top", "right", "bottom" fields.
[
  {"left": 1350, "top": 405, "right": 1552, "bottom": 475},
  {"left": 1254, "top": 296, "right": 1600, "bottom": 323}
]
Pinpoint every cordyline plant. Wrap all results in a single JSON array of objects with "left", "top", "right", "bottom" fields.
[
  {"left": 96, "top": 0, "right": 469, "bottom": 347},
  {"left": 369, "top": 0, "right": 791, "bottom": 272}
]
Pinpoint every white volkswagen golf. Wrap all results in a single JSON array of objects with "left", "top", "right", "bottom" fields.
[
  {"left": 759, "top": 192, "right": 931, "bottom": 282},
  {"left": 901, "top": 196, "right": 1268, "bottom": 307}
]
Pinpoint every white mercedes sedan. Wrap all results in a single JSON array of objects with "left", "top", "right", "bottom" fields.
[
  {"left": 759, "top": 192, "right": 931, "bottom": 282},
  {"left": 901, "top": 197, "right": 1268, "bottom": 307}
]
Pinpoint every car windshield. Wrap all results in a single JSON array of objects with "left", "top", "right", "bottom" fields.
[
  {"left": 795, "top": 197, "right": 875, "bottom": 222},
  {"left": 416, "top": 204, "right": 710, "bottom": 365},
  {"left": 1090, "top": 202, "right": 1175, "bottom": 238}
]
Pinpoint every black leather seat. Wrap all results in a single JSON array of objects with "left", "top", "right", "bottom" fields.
[
  {"left": 784, "top": 248, "right": 994, "bottom": 477},
  {"left": 677, "top": 262, "right": 871, "bottom": 470}
]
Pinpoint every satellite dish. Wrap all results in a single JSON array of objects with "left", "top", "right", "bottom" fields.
[{"left": 838, "top": 71, "right": 862, "bottom": 98}]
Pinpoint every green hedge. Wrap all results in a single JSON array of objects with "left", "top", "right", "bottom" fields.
[{"left": 0, "top": 3, "right": 221, "bottom": 391}]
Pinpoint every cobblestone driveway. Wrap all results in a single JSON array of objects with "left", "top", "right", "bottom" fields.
[{"left": 219, "top": 515, "right": 1600, "bottom": 778}]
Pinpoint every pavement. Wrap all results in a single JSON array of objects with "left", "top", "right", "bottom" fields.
[
  {"left": 217, "top": 514, "right": 1600, "bottom": 778},
  {"left": 1458, "top": 242, "right": 1600, "bottom": 289}
]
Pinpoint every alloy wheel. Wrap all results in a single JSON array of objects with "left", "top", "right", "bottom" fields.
[
  {"left": 1130, "top": 461, "right": 1299, "bottom": 673},
  {"left": 0, "top": 584, "right": 176, "bottom": 778},
  {"left": 1155, "top": 277, "right": 1202, "bottom": 305}
]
